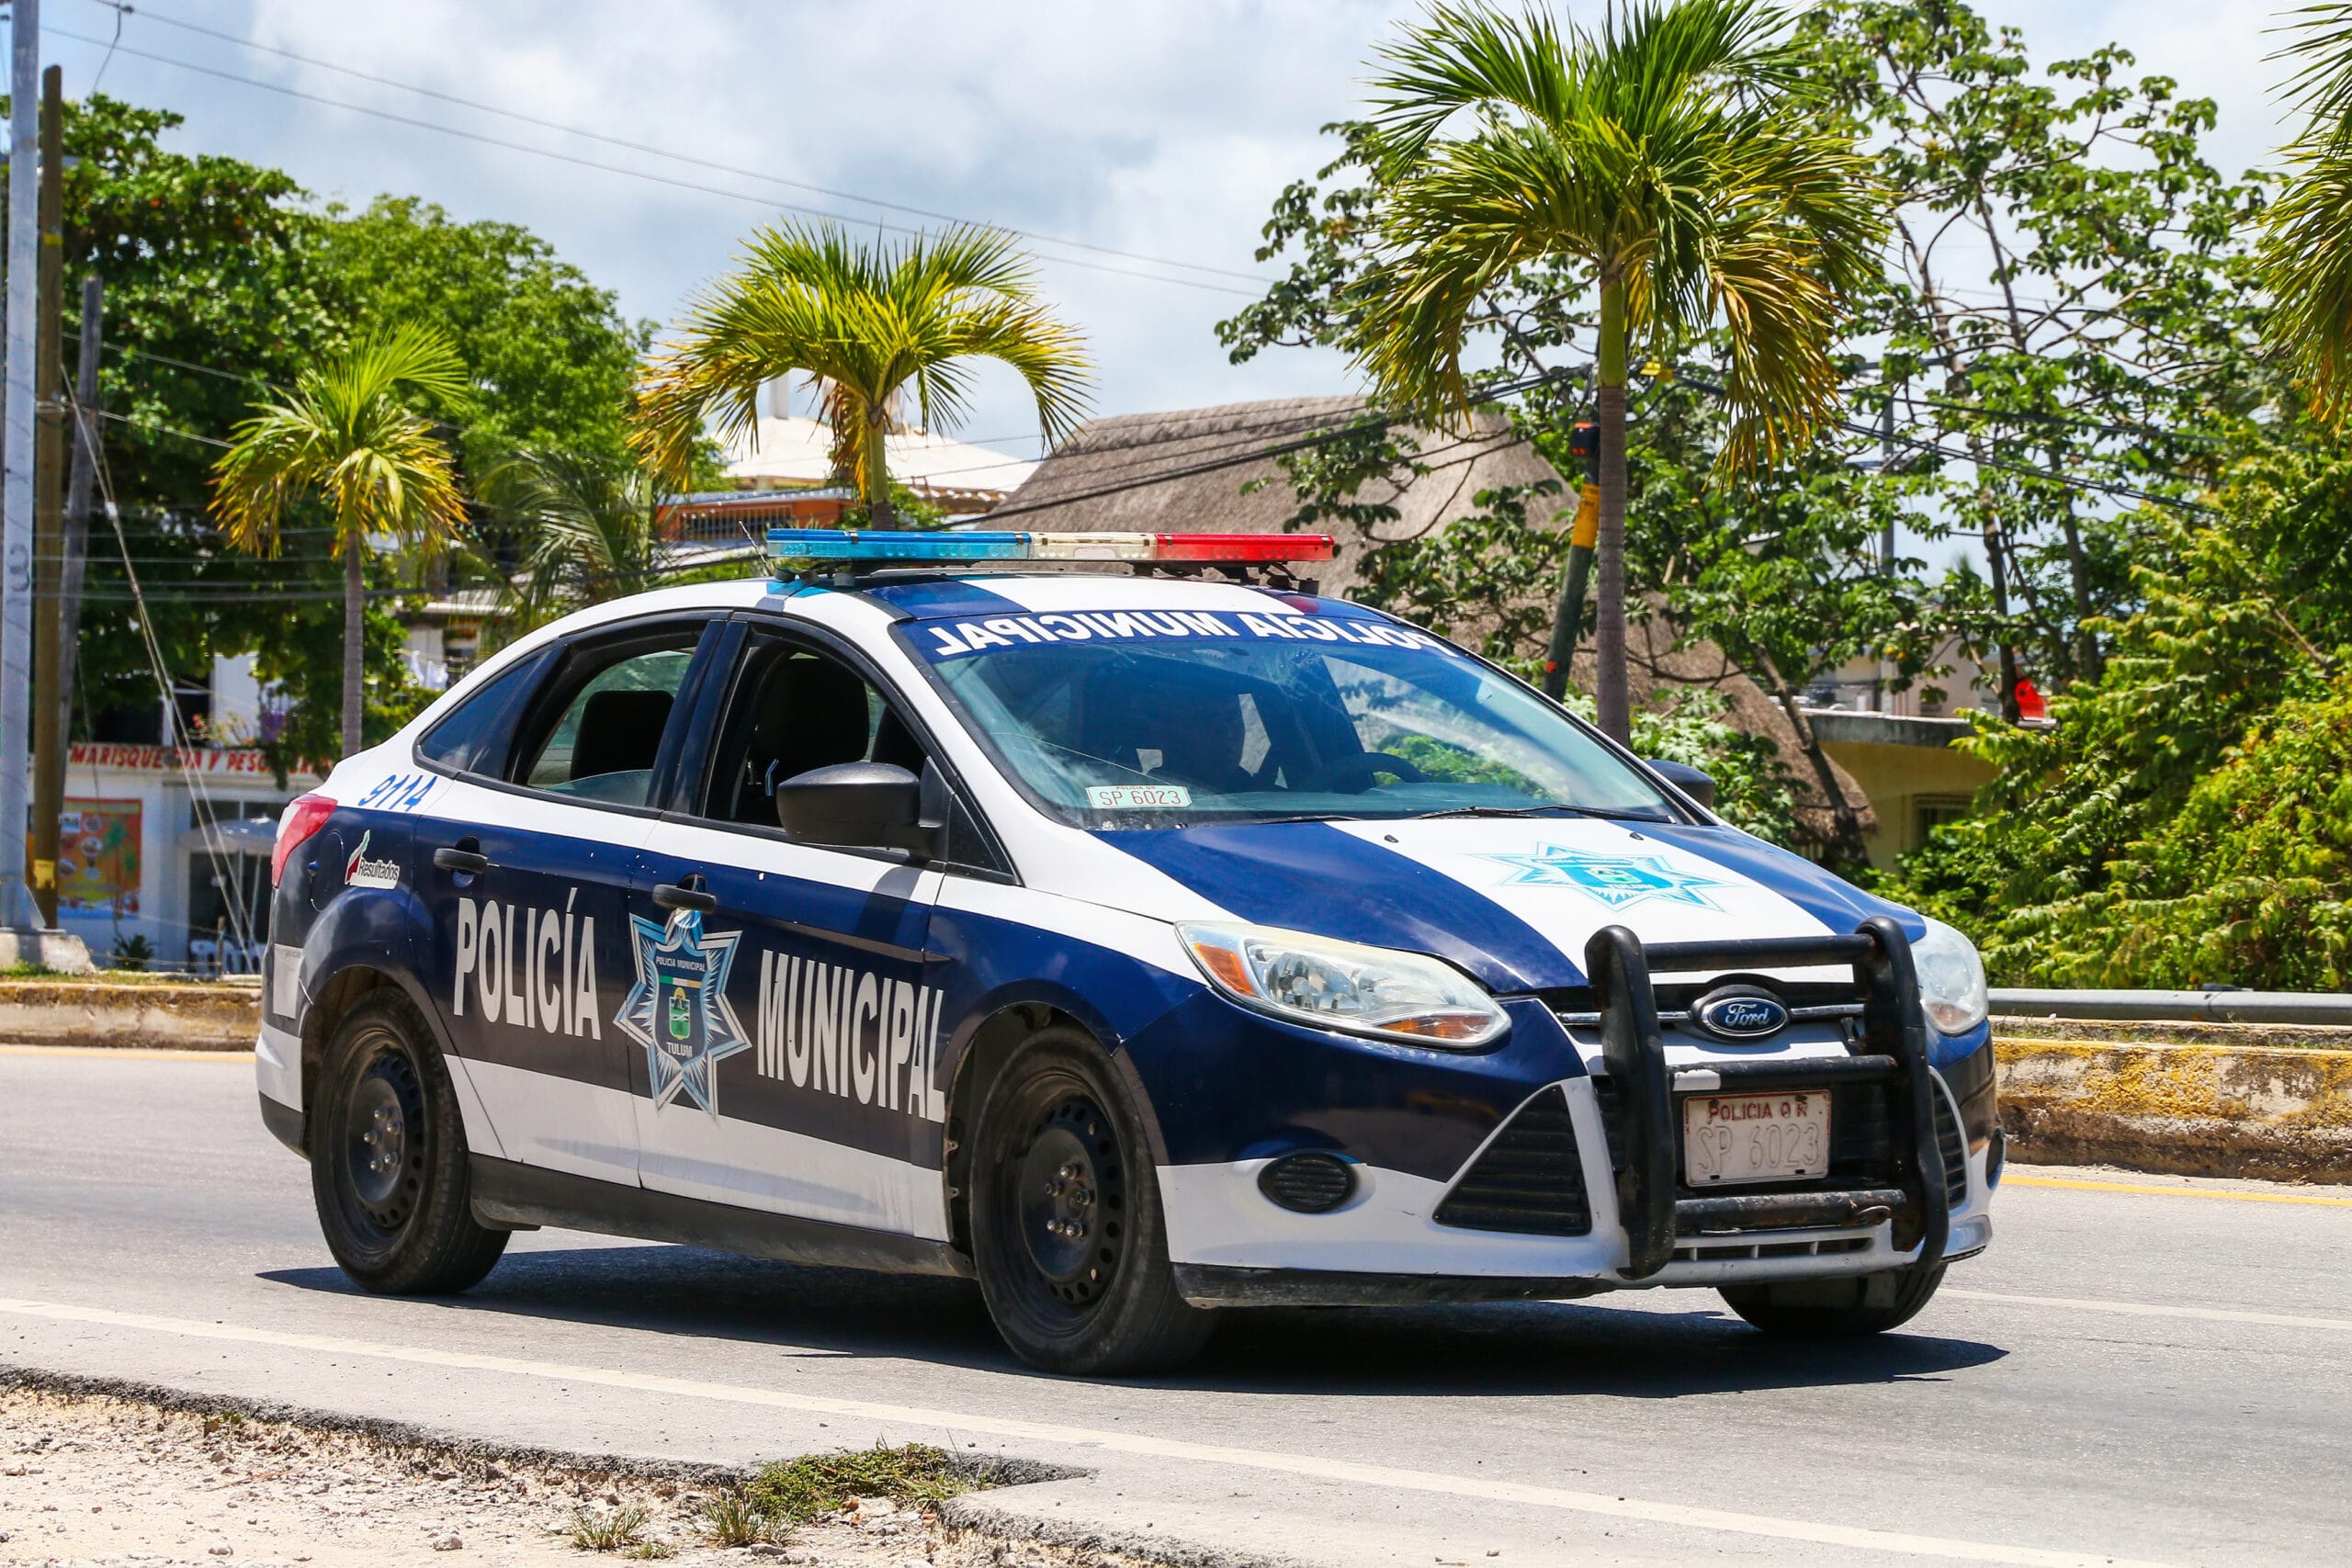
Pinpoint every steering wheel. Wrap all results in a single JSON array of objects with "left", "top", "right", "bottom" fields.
[{"left": 1325, "top": 751, "right": 1429, "bottom": 794}]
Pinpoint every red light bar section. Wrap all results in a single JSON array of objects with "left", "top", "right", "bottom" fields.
[{"left": 1152, "top": 532, "right": 1336, "bottom": 562}]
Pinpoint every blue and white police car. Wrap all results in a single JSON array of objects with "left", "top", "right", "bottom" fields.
[{"left": 257, "top": 526, "right": 1998, "bottom": 1373}]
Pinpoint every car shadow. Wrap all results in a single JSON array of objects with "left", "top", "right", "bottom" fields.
[{"left": 263, "top": 1242, "right": 2006, "bottom": 1396}]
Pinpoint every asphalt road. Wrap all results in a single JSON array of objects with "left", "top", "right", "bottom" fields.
[{"left": 6, "top": 1045, "right": 2349, "bottom": 1568}]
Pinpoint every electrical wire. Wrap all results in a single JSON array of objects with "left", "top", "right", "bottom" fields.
[
  {"left": 85, "top": 0, "right": 1274, "bottom": 289},
  {"left": 49, "top": 21, "right": 1265, "bottom": 299},
  {"left": 73, "top": 374, "right": 259, "bottom": 953}
]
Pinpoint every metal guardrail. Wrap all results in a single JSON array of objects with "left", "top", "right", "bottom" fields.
[{"left": 1990, "top": 988, "right": 2352, "bottom": 1027}]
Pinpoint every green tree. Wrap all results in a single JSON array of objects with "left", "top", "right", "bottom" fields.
[
  {"left": 1348, "top": 0, "right": 1885, "bottom": 744},
  {"left": 632, "top": 220, "right": 1090, "bottom": 526},
  {"left": 311, "top": 196, "right": 648, "bottom": 467},
  {"left": 209, "top": 323, "right": 472, "bottom": 758},
  {"left": 1800, "top": 1, "right": 2269, "bottom": 702},
  {"left": 1883, "top": 437, "right": 2352, "bottom": 984},
  {"left": 31, "top": 93, "right": 339, "bottom": 742}
]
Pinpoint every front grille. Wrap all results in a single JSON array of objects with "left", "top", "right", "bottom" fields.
[
  {"left": 1434, "top": 1089, "right": 1592, "bottom": 1235},
  {"left": 1591, "top": 1077, "right": 1627, "bottom": 1171},
  {"left": 1931, "top": 1078, "right": 1970, "bottom": 1210}
]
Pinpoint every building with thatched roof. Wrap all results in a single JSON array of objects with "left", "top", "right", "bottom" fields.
[
  {"left": 999, "top": 394, "right": 1883, "bottom": 857},
  {"left": 998, "top": 395, "right": 1556, "bottom": 598}
]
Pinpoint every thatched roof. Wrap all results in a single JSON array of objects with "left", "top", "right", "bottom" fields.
[
  {"left": 996, "top": 396, "right": 1563, "bottom": 596},
  {"left": 996, "top": 395, "right": 1872, "bottom": 847}
]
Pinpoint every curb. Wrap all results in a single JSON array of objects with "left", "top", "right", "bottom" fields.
[
  {"left": 8, "top": 988, "right": 2350, "bottom": 1187},
  {"left": 0, "top": 980, "right": 260, "bottom": 1052},
  {"left": 1996, "top": 1036, "right": 2352, "bottom": 1185}
]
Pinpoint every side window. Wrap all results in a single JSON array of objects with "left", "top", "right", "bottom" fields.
[
  {"left": 510, "top": 626, "right": 705, "bottom": 808},
  {"left": 414, "top": 649, "right": 548, "bottom": 775},
  {"left": 702, "top": 634, "right": 925, "bottom": 828}
]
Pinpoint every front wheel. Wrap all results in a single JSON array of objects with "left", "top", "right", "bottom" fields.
[
  {"left": 1719, "top": 1259, "right": 1946, "bottom": 1337},
  {"left": 969, "top": 1029, "right": 1215, "bottom": 1375},
  {"left": 310, "top": 990, "right": 508, "bottom": 1294}
]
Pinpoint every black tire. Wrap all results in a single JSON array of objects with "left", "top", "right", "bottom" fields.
[
  {"left": 969, "top": 1028, "right": 1215, "bottom": 1375},
  {"left": 310, "top": 990, "right": 508, "bottom": 1294},
  {"left": 1719, "top": 1259, "right": 1947, "bottom": 1337}
]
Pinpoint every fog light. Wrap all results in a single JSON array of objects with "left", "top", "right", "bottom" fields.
[{"left": 1257, "top": 1152, "right": 1356, "bottom": 1213}]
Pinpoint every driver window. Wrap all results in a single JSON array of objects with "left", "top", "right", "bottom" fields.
[{"left": 703, "top": 633, "right": 928, "bottom": 829}]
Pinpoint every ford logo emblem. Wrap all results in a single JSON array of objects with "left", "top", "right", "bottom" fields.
[{"left": 1693, "top": 988, "right": 1789, "bottom": 1041}]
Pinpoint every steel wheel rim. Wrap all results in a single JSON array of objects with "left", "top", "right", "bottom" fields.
[
  {"left": 342, "top": 1042, "right": 426, "bottom": 1234},
  {"left": 1008, "top": 1093, "right": 1127, "bottom": 1312}
]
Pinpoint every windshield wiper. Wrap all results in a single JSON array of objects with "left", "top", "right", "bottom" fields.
[{"left": 1411, "top": 804, "right": 1663, "bottom": 822}]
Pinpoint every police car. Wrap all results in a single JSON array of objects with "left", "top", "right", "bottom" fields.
[{"left": 257, "top": 527, "right": 1998, "bottom": 1374}]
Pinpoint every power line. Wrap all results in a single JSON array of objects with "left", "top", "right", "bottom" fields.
[
  {"left": 50, "top": 20, "right": 1264, "bottom": 299},
  {"left": 93, "top": 0, "right": 1273, "bottom": 289}
]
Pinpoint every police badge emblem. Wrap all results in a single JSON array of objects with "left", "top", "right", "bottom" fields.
[{"left": 616, "top": 906, "right": 750, "bottom": 1115}]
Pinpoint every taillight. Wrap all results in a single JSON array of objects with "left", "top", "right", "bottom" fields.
[{"left": 273, "top": 794, "right": 337, "bottom": 887}]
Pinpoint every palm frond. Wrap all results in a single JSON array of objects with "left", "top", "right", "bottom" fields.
[
  {"left": 2260, "top": 139, "right": 2352, "bottom": 420},
  {"left": 1351, "top": 0, "right": 1883, "bottom": 467},
  {"left": 631, "top": 219, "right": 1090, "bottom": 499},
  {"left": 209, "top": 321, "right": 470, "bottom": 557}
]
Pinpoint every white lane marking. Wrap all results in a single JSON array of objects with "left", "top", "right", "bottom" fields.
[
  {"left": 1945, "top": 1288, "right": 2352, "bottom": 1334},
  {"left": 0, "top": 1294, "right": 2176, "bottom": 1568}
]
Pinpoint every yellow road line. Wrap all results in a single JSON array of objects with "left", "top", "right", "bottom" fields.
[
  {"left": 0, "top": 1043, "right": 253, "bottom": 1062},
  {"left": 2004, "top": 1174, "right": 2352, "bottom": 1207}
]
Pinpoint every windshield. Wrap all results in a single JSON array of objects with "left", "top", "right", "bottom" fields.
[{"left": 896, "top": 605, "right": 1679, "bottom": 829}]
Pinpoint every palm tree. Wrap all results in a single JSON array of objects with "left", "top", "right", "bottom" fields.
[
  {"left": 2261, "top": 4, "right": 2352, "bottom": 419},
  {"left": 631, "top": 220, "right": 1091, "bottom": 525},
  {"left": 471, "top": 446, "right": 739, "bottom": 640},
  {"left": 1353, "top": 0, "right": 1884, "bottom": 742},
  {"left": 210, "top": 323, "right": 470, "bottom": 759}
]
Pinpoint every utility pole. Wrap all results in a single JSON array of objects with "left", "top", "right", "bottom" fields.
[
  {"left": 1540, "top": 422, "right": 1600, "bottom": 703},
  {"left": 57, "top": 275, "right": 100, "bottom": 749},
  {"left": 29, "top": 65, "right": 63, "bottom": 927},
  {"left": 0, "top": 0, "right": 41, "bottom": 937},
  {"left": 1877, "top": 378, "right": 1897, "bottom": 714}
]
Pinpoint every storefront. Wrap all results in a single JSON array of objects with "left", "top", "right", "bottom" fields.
[{"left": 47, "top": 743, "right": 322, "bottom": 972}]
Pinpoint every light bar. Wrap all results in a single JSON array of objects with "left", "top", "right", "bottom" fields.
[{"left": 766, "top": 527, "right": 1335, "bottom": 569}]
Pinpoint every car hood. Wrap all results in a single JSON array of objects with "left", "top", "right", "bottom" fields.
[{"left": 1097, "top": 816, "right": 1917, "bottom": 994}]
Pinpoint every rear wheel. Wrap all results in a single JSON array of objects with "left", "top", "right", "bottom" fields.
[
  {"left": 311, "top": 991, "right": 507, "bottom": 1294},
  {"left": 969, "top": 1029, "right": 1214, "bottom": 1375},
  {"left": 1719, "top": 1259, "right": 1946, "bottom": 1337}
]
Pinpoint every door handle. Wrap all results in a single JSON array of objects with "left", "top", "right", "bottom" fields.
[
  {"left": 433, "top": 842, "right": 492, "bottom": 874},
  {"left": 651, "top": 880, "right": 718, "bottom": 914}
]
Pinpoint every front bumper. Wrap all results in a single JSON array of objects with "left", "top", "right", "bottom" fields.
[{"left": 1160, "top": 917, "right": 1994, "bottom": 1307}]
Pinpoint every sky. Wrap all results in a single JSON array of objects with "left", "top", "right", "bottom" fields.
[{"left": 23, "top": 0, "right": 2312, "bottom": 464}]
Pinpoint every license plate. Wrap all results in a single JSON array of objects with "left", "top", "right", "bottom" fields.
[{"left": 1682, "top": 1091, "right": 1831, "bottom": 1186}]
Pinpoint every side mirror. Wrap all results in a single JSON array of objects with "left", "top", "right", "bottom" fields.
[
  {"left": 776, "top": 761, "right": 944, "bottom": 859},
  {"left": 1643, "top": 758, "right": 1716, "bottom": 811}
]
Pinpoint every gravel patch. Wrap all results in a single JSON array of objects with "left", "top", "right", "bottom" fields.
[{"left": 0, "top": 1385, "right": 1166, "bottom": 1568}]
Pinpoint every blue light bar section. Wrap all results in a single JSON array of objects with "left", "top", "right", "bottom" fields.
[{"left": 767, "top": 528, "right": 1029, "bottom": 562}]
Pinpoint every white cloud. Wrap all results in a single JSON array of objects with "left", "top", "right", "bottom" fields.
[{"left": 40, "top": 0, "right": 2310, "bottom": 456}]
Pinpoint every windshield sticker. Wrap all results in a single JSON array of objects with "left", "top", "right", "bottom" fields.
[
  {"left": 1086, "top": 783, "right": 1193, "bottom": 810},
  {"left": 915, "top": 609, "right": 1454, "bottom": 660}
]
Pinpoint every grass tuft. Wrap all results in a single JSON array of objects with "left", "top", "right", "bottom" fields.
[
  {"left": 742, "top": 1442, "right": 970, "bottom": 1525},
  {"left": 568, "top": 1504, "right": 651, "bottom": 1552},
  {"left": 698, "top": 1489, "right": 775, "bottom": 1548}
]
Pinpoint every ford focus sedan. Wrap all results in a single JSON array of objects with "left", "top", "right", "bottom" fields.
[{"left": 256, "top": 528, "right": 1998, "bottom": 1374}]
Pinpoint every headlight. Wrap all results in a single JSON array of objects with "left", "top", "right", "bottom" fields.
[
  {"left": 1175, "top": 921, "right": 1508, "bottom": 1048},
  {"left": 1912, "top": 918, "right": 1989, "bottom": 1035}
]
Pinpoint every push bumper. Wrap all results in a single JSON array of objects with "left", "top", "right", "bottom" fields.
[{"left": 1164, "top": 917, "right": 1982, "bottom": 1307}]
